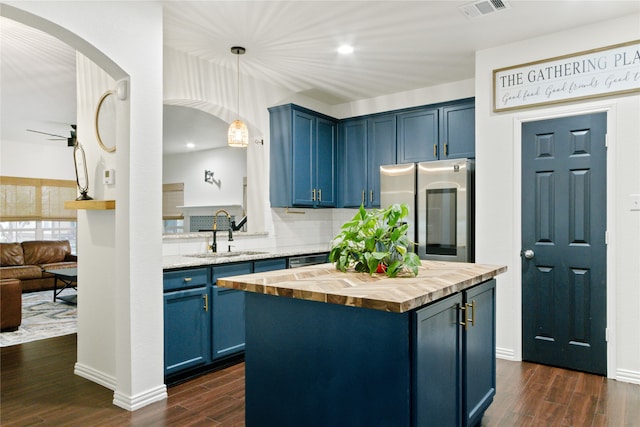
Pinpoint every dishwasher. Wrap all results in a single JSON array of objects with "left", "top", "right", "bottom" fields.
[{"left": 287, "top": 253, "right": 329, "bottom": 269}]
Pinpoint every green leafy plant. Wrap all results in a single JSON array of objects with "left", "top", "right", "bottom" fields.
[{"left": 329, "top": 203, "right": 421, "bottom": 278}]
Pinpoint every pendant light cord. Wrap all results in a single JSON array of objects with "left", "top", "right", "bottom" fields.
[{"left": 236, "top": 51, "right": 240, "bottom": 119}]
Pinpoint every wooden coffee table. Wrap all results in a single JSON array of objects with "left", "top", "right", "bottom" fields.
[{"left": 44, "top": 268, "right": 77, "bottom": 305}]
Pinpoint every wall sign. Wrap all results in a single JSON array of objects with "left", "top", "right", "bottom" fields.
[{"left": 493, "top": 40, "right": 640, "bottom": 112}]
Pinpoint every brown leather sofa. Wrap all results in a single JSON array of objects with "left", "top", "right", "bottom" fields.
[
  {"left": 0, "top": 278, "right": 22, "bottom": 331},
  {"left": 0, "top": 241, "right": 77, "bottom": 292}
]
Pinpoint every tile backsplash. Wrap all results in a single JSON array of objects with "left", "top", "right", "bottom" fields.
[{"left": 162, "top": 208, "right": 358, "bottom": 256}]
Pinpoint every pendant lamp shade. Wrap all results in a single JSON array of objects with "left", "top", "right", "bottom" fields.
[
  {"left": 228, "top": 119, "right": 249, "bottom": 147},
  {"left": 228, "top": 46, "right": 248, "bottom": 147}
]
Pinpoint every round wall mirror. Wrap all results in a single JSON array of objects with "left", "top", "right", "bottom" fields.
[{"left": 95, "top": 90, "right": 117, "bottom": 153}]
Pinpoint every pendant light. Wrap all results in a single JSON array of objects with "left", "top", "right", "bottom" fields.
[{"left": 228, "top": 46, "right": 248, "bottom": 147}]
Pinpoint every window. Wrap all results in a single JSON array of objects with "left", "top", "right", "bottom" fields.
[
  {"left": 163, "top": 183, "right": 184, "bottom": 234},
  {"left": 0, "top": 221, "right": 77, "bottom": 253},
  {"left": 0, "top": 176, "right": 77, "bottom": 251}
]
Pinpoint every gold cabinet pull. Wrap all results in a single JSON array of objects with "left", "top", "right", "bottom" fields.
[
  {"left": 469, "top": 300, "right": 475, "bottom": 327},
  {"left": 459, "top": 304, "right": 468, "bottom": 330},
  {"left": 369, "top": 190, "right": 373, "bottom": 203},
  {"left": 433, "top": 144, "right": 438, "bottom": 158},
  {"left": 312, "top": 188, "right": 316, "bottom": 201},
  {"left": 203, "top": 294, "right": 209, "bottom": 312},
  {"left": 318, "top": 189, "right": 322, "bottom": 202},
  {"left": 184, "top": 277, "right": 192, "bottom": 282},
  {"left": 362, "top": 190, "right": 365, "bottom": 204},
  {"left": 459, "top": 301, "right": 476, "bottom": 330},
  {"left": 444, "top": 143, "right": 448, "bottom": 157}
]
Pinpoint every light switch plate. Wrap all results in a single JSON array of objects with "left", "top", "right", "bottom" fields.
[
  {"left": 631, "top": 194, "right": 640, "bottom": 211},
  {"left": 103, "top": 169, "right": 115, "bottom": 185}
]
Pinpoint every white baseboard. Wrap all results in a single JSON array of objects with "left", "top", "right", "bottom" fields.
[
  {"left": 74, "top": 362, "right": 116, "bottom": 390},
  {"left": 616, "top": 368, "right": 640, "bottom": 385},
  {"left": 113, "top": 384, "right": 168, "bottom": 411},
  {"left": 496, "top": 347, "right": 516, "bottom": 360}
]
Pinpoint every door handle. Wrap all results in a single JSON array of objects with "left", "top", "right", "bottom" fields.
[
  {"left": 522, "top": 249, "right": 535, "bottom": 259},
  {"left": 203, "top": 294, "right": 209, "bottom": 312}
]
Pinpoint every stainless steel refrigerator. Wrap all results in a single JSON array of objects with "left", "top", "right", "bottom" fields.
[{"left": 380, "top": 158, "right": 474, "bottom": 262}]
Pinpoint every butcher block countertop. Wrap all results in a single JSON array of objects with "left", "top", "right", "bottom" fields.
[{"left": 217, "top": 260, "right": 507, "bottom": 313}]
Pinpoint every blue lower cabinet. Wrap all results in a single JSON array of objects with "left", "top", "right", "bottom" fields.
[
  {"left": 463, "top": 279, "right": 496, "bottom": 427},
  {"left": 414, "top": 279, "right": 496, "bottom": 426},
  {"left": 164, "top": 286, "right": 211, "bottom": 376},
  {"left": 211, "top": 262, "right": 253, "bottom": 360},
  {"left": 253, "top": 258, "right": 287, "bottom": 272},
  {"left": 414, "top": 292, "right": 463, "bottom": 426},
  {"left": 244, "top": 279, "right": 496, "bottom": 426}
]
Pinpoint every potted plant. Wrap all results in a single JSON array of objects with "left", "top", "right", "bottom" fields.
[{"left": 329, "top": 203, "right": 421, "bottom": 278}]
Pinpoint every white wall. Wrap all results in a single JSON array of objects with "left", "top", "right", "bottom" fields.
[
  {"left": 163, "top": 146, "right": 246, "bottom": 207},
  {"left": 0, "top": 139, "right": 75, "bottom": 180},
  {"left": 475, "top": 14, "right": 640, "bottom": 382},
  {"left": 3, "top": 1, "right": 167, "bottom": 410}
]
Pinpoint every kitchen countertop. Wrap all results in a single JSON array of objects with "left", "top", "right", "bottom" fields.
[
  {"left": 217, "top": 260, "right": 507, "bottom": 313},
  {"left": 162, "top": 245, "right": 330, "bottom": 270}
]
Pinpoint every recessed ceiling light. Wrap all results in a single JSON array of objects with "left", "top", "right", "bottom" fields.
[
  {"left": 185, "top": 142, "right": 195, "bottom": 149},
  {"left": 338, "top": 44, "right": 354, "bottom": 54}
]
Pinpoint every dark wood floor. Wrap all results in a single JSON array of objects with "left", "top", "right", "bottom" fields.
[{"left": 1, "top": 334, "right": 639, "bottom": 426}]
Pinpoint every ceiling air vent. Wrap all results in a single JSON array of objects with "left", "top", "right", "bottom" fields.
[{"left": 459, "top": 0, "right": 511, "bottom": 19}]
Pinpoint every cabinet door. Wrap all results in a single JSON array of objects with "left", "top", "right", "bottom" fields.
[
  {"left": 164, "top": 287, "right": 211, "bottom": 376},
  {"left": 292, "top": 110, "right": 315, "bottom": 206},
  {"left": 315, "top": 117, "right": 337, "bottom": 207},
  {"left": 442, "top": 102, "right": 475, "bottom": 159},
  {"left": 397, "top": 108, "right": 439, "bottom": 163},
  {"left": 413, "top": 292, "right": 462, "bottom": 427},
  {"left": 367, "top": 114, "right": 397, "bottom": 208},
  {"left": 269, "top": 105, "right": 293, "bottom": 208},
  {"left": 254, "top": 258, "right": 287, "bottom": 273},
  {"left": 211, "top": 263, "right": 253, "bottom": 359},
  {"left": 463, "top": 279, "right": 496, "bottom": 427},
  {"left": 339, "top": 119, "right": 368, "bottom": 207}
]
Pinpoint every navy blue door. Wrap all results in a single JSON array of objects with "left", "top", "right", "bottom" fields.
[{"left": 521, "top": 113, "right": 607, "bottom": 375}]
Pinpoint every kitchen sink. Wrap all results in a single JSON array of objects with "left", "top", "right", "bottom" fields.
[{"left": 187, "top": 251, "right": 268, "bottom": 258}]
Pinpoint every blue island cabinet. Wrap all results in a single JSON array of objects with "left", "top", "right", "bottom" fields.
[
  {"left": 415, "top": 279, "right": 496, "bottom": 427},
  {"left": 244, "top": 279, "right": 496, "bottom": 427},
  {"left": 211, "top": 259, "right": 288, "bottom": 360}
]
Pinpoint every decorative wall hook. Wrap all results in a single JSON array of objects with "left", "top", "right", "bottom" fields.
[
  {"left": 204, "top": 170, "right": 215, "bottom": 183},
  {"left": 255, "top": 139, "right": 264, "bottom": 145}
]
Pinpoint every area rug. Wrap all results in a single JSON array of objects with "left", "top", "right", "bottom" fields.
[{"left": 0, "top": 288, "right": 77, "bottom": 347}]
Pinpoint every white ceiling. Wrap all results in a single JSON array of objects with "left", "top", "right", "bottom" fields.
[{"left": 2, "top": 1, "right": 639, "bottom": 154}]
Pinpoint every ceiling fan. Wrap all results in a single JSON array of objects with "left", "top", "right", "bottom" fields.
[{"left": 26, "top": 124, "right": 77, "bottom": 147}]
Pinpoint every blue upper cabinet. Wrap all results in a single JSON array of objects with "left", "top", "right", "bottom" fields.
[
  {"left": 269, "top": 104, "right": 338, "bottom": 208},
  {"left": 397, "top": 107, "right": 439, "bottom": 163},
  {"left": 291, "top": 110, "right": 314, "bottom": 206},
  {"left": 397, "top": 99, "right": 475, "bottom": 163},
  {"left": 441, "top": 101, "right": 475, "bottom": 159},
  {"left": 315, "top": 117, "right": 338, "bottom": 207},
  {"left": 339, "top": 119, "right": 367, "bottom": 207},
  {"left": 367, "top": 114, "right": 397, "bottom": 207},
  {"left": 339, "top": 114, "right": 396, "bottom": 208}
]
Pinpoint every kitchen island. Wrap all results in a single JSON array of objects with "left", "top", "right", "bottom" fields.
[{"left": 218, "top": 261, "right": 507, "bottom": 427}]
